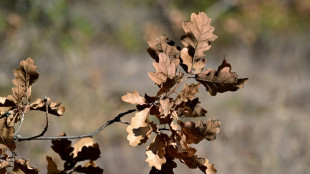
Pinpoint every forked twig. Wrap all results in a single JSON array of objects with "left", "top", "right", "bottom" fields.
[{"left": 14, "top": 109, "right": 136, "bottom": 141}]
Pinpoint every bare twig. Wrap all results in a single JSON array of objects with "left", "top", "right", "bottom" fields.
[
  {"left": 14, "top": 112, "right": 24, "bottom": 136},
  {"left": 14, "top": 109, "right": 136, "bottom": 141}
]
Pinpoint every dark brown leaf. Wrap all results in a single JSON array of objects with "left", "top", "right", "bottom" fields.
[
  {"left": 74, "top": 143, "right": 100, "bottom": 162},
  {"left": 175, "top": 98, "right": 207, "bottom": 118},
  {"left": 74, "top": 161, "right": 104, "bottom": 174},
  {"left": 12, "top": 158, "right": 39, "bottom": 174},
  {"left": 51, "top": 133, "right": 74, "bottom": 161},
  {"left": 181, "top": 12, "right": 217, "bottom": 60},
  {"left": 195, "top": 59, "right": 248, "bottom": 96},
  {"left": 176, "top": 83, "right": 200, "bottom": 105},
  {"left": 178, "top": 119, "right": 221, "bottom": 144},
  {"left": 147, "top": 35, "right": 180, "bottom": 61}
]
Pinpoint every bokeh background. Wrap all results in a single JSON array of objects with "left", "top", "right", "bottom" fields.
[{"left": 0, "top": 0, "right": 309, "bottom": 173}]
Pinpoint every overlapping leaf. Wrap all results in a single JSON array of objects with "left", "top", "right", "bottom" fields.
[
  {"left": 180, "top": 48, "right": 206, "bottom": 74},
  {"left": 146, "top": 135, "right": 167, "bottom": 170},
  {"left": 147, "top": 35, "right": 180, "bottom": 61},
  {"left": 195, "top": 59, "right": 248, "bottom": 96},
  {"left": 148, "top": 53, "right": 179, "bottom": 85},
  {"left": 181, "top": 12, "right": 217, "bottom": 60},
  {"left": 126, "top": 108, "right": 152, "bottom": 146},
  {"left": 12, "top": 158, "right": 39, "bottom": 174},
  {"left": 0, "top": 113, "right": 17, "bottom": 151},
  {"left": 30, "top": 98, "right": 65, "bottom": 116}
]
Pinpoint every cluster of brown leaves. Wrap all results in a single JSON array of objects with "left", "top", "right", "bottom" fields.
[
  {"left": 0, "top": 58, "right": 65, "bottom": 151},
  {"left": 0, "top": 58, "right": 65, "bottom": 172},
  {"left": 122, "top": 12, "right": 248, "bottom": 173},
  {"left": 46, "top": 133, "right": 103, "bottom": 174}
]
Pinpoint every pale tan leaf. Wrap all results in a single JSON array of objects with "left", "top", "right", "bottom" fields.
[
  {"left": 126, "top": 108, "right": 151, "bottom": 146},
  {"left": 29, "top": 98, "right": 65, "bottom": 116},
  {"left": 72, "top": 138, "right": 94, "bottom": 158},
  {"left": 46, "top": 156, "right": 60, "bottom": 174},
  {"left": 159, "top": 98, "right": 173, "bottom": 116},
  {"left": 147, "top": 35, "right": 180, "bottom": 61},
  {"left": 0, "top": 114, "right": 17, "bottom": 151},
  {"left": 181, "top": 12, "right": 217, "bottom": 60},
  {"left": 146, "top": 135, "right": 167, "bottom": 170},
  {"left": 121, "top": 91, "right": 146, "bottom": 105}
]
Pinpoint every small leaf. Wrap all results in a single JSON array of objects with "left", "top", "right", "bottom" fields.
[
  {"left": 74, "top": 161, "right": 104, "bottom": 174},
  {"left": 121, "top": 91, "right": 146, "bottom": 105},
  {"left": 181, "top": 12, "right": 217, "bottom": 60},
  {"left": 74, "top": 143, "right": 101, "bottom": 162},
  {"left": 176, "top": 83, "right": 200, "bottom": 105},
  {"left": 12, "top": 158, "right": 39, "bottom": 174},
  {"left": 72, "top": 138, "right": 94, "bottom": 158},
  {"left": 126, "top": 108, "right": 152, "bottom": 146},
  {"left": 159, "top": 98, "right": 173, "bottom": 117},
  {"left": 196, "top": 59, "right": 248, "bottom": 96},
  {"left": 30, "top": 98, "right": 65, "bottom": 116},
  {"left": 46, "top": 156, "right": 60, "bottom": 174},
  {"left": 175, "top": 98, "right": 207, "bottom": 118}
]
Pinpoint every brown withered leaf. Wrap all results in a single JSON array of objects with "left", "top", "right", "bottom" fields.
[
  {"left": 74, "top": 143, "right": 100, "bottom": 162},
  {"left": 122, "top": 91, "right": 146, "bottom": 105},
  {"left": 126, "top": 108, "right": 152, "bottom": 146},
  {"left": 9, "top": 58, "right": 39, "bottom": 104},
  {"left": 30, "top": 98, "right": 65, "bottom": 116},
  {"left": 178, "top": 119, "right": 221, "bottom": 144},
  {"left": 180, "top": 48, "right": 206, "bottom": 74},
  {"left": 148, "top": 53, "right": 179, "bottom": 85},
  {"left": 12, "top": 158, "right": 39, "bottom": 174},
  {"left": 156, "top": 72, "right": 183, "bottom": 96},
  {"left": 74, "top": 161, "right": 104, "bottom": 174},
  {"left": 198, "top": 159, "right": 217, "bottom": 174},
  {"left": 46, "top": 156, "right": 60, "bottom": 174},
  {"left": 195, "top": 59, "right": 248, "bottom": 96},
  {"left": 176, "top": 83, "right": 200, "bottom": 105},
  {"left": 0, "top": 97, "right": 15, "bottom": 113},
  {"left": 181, "top": 12, "right": 217, "bottom": 60},
  {"left": 145, "top": 135, "right": 167, "bottom": 170},
  {"left": 0, "top": 113, "right": 17, "bottom": 151},
  {"left": 147, "top": 35, "right": 180, "bottom": 61},
  {"left": 72, "top": 138, "right": 94, "bottom": 158},
  {"left": 0, "top": 149, "right": 10, "bottom": 172},
  {"left": 159, "top": 98, "right": 173, "bottom": 117},
  {"left": 175, "top": 98, "right": 207, "bottom": 118},
  {"left": 51, "top": 133, "right": 74, "bottom": 161}
]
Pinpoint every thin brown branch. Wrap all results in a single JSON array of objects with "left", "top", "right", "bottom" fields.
[{"left": 14, "top": 109, "right": 136, "bottom": 141}]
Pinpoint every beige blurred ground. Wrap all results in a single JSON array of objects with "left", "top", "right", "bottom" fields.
[{"left": 0, "top": 0, "right": 309, "bottom": 173}]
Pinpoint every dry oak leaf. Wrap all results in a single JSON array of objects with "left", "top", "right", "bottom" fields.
[
  {"left": 180, "top": 48, "right": 206, "bottom": 73},
  {"left": 74, "top": 143, "right": 101, "bottom": 162},
  {"left": 9, "top": 58, "right": 39, "bottom": 104},
  {"left": 195, "top": 59, "right": 248, "bottom": 96},
  {"left": 74, "top": 161, "right": 104, "bottom": 174},
  {"left": 176, "top": 83, "right": 200, "bottom": 105},
  {"left": 0, "top": 149, "right": 10, "bottom": 172},
  {"left": 175, "top": 98, "right": 207, "bottom": 118},
  {"left": 0, "top": 97, "right": 15, "bottom": 113},
  {"left": 148, "top": 53, "right": 180, "bottom": 85},
  {"left": 159, "top": 98, "right": 174, "bottom": 117},
  {"left": 126, "top": 108, "right": 152, "bottom": 146},
  {"left": 0, "top": 113, "right": 17, "bottom": 151},
  {"left": 46, "top": 156, "right": 60, "bottom": 174},
  {"left": 51, "top": 133, "right": 74, "bottom": 161},
  {"left": 156, "top": 72, "right": 184, "bottom": 96},
  {"left": 121, "top": 91, "right": 146, "bottom": 105},
  {"left": 145, "top": 135, "right": 167, "bottom": 170},
  {"left": 199, "top": 159, "right": 217, "bottom": 174},
  {"left": 181, "top": 12, "right": 217, "bottom": 60},
  {"left": 30, "top": 98, "right": 65, "bottom": 116},
  {"left": 147, "top": 35, "right": 180, "bottom": 61},
  {"left": 178, "top": 119, "right": 221, "bottom": 144},
  {"left": 12, "top": 158, "right": 39, "bottom": 174}
]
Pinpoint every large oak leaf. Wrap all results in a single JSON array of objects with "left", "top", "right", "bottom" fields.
[
  {"left": 195, "top": 59, "right": 248, "bottom": 96},
  {"left": 181, "top": 12, "right": 217, "bottom": 60},
  {"left": 147, "top": 35, "right": 180, "bottom": 61}
]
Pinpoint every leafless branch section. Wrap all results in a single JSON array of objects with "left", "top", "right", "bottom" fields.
[{"left": 14, "top": 109, "right": 136, "bottom": 141}]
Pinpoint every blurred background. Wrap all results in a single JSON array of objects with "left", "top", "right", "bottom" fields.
[{"left": 0, "top": 0, "right": 309, "bottom": 173}]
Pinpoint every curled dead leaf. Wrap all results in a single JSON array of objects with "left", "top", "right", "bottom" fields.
[
  {"left": 12, "top": 158, "right": 39, "bottom": 174},
  {"left": 196, "top": 59, "right": 248, "bottom": 96},
  {"left": 30, "top": 98, "right": 65, "bottom": 116}
]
